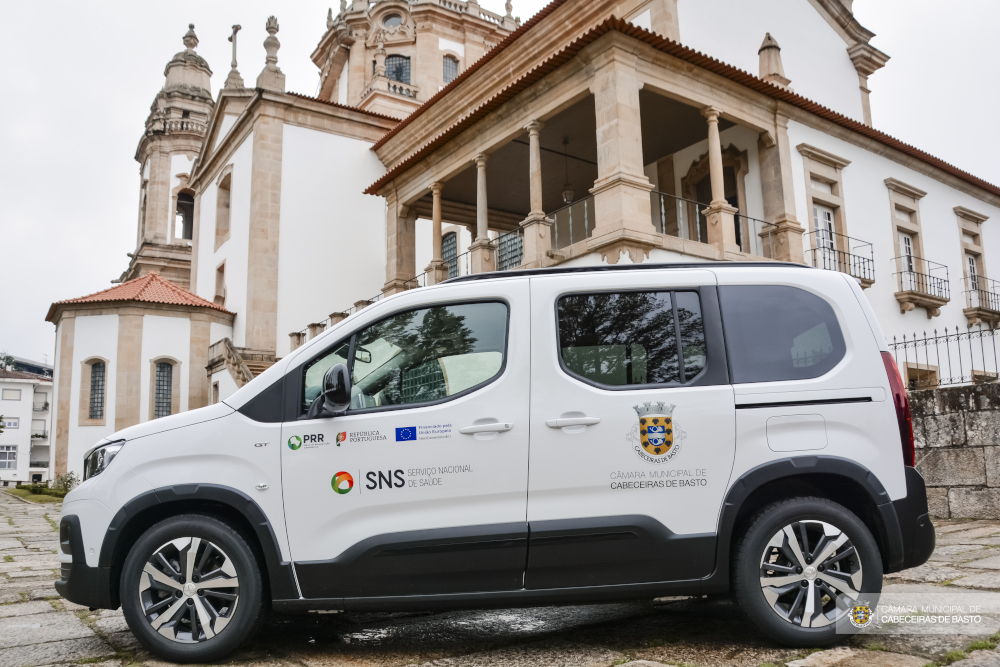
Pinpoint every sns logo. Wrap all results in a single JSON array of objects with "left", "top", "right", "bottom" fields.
[
  {"left": 287, "top": 435, "right": 302, "bottom": 450},
  {"left": 336, "top": 432, "right": 347, "bottom": 446},
  {"left": 332, "top": 471, "right": 354, "bottom": 495}
]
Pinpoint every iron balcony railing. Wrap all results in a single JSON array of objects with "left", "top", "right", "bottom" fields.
[
  {"left": 30, "top": 431, "right": 48, "bottom": 439},
  {"left": 964, "top": 275, "right": 1000, "bottom": 312},
  {"left": 550, "top": 195, "right": 596, "bottom": 251},
  {"left": 806, "top": 231, "right": 875, "bottom": 284},
  {"left": 892, "top": 256, "right": 950, "bottom": 300},
  {"left": 32, "top": 402, "right": 49, "bottom": 412},
  {"left": 29, "top": 462, "right": 49, "bottom": 469},
  {"left": 889, "top": 325, "right": 1000, "bottom": 389},
  {"left": 649, "top": 190, "right": 776, "bottom": 258}
]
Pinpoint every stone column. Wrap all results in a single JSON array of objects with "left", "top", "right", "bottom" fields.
[
  {"left": 289, "top": 331, "right": 305, "bottom": 351},
  {"left": 588, "top": 40, "right": 656, "bottom": 264},
  {"left": 519, "top": 120, "right": 554, "bottom": 268},
  {"left": 188, "top": 313, "right": 211, "bottom": 410},
  {"left": 307, "top": 322, "right": 327, "bottom": 339},
  {"left": 469, "top": 154, "right": 495, "bottom": 273},
  {"left": 425, "top": 182, "right": 449, "bottom": 284},
  {"left": 382, "top": 190, "right": 417, "bottom": 295},
  {"left": 700, "top": 106, "right": 741, "bottom": 256},
  {"left": 757, "top": 113, "right": 805, "bottom": 263},
  {"left": 329, "top": 312, "right": 349, "bottom": 326}
]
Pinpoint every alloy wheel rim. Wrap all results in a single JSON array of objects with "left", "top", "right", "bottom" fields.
[
  {"left": 139, "top": 537, "right": 240, "bottom": 643},
  {"left": 758, "top": 520, "right": 863, "bottom": 628}
]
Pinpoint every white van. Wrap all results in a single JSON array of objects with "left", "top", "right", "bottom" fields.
[{"left": 56, "top": 263, "right": 933, "bottom": 662}]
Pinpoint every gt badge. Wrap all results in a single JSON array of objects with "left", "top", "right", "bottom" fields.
[{"left": 628, "top": 402, "right": 684, "bottom": 464}]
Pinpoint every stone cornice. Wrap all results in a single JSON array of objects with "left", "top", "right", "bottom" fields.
[
  {"left": 806, "top": 0, "right": 876, "bottom": 46},
  {"left": 797, "top": 143, "right": 851, "bottom": 170},
  {"left": 955, "top": 206, "right": 989, "bottom": 225},
  {"left": 847, "top": 42, "right": 890, "bottom": 77},
  {"left": 46, "top": 299, "right": 235, "bottom": 327},
  {"left": 884, "top": 177, "right": 928, "bottom": 200}
]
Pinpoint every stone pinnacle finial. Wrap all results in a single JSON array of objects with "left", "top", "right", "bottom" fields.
[
  {"left": 758, "top": 32, "right": 791, "bottom": 90},
  {"left": 183, "top": 24, "right": 198, "bottom": 52},
  {"left": 256, "top": 16, "right": 286, "bottom": 92},
  {"left": 224, "top": 24, "right": 245, "bottom": 90},
  {"left": 327, "top": 8, "right": 334, "bottom": 29},
  {"left": 341, "top": 0, "right": 347, "bottom": 12},
  {"left": 505, "top": 0, "right": 513, "bottom": 17}
]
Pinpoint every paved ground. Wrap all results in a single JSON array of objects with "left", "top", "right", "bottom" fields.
[{"left": 6, "top": 492, "right": 1000, "bottom": 667}]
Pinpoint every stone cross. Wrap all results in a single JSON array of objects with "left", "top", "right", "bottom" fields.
[{"left": 224, "top": 24, "right": 245, "bottom": 89}]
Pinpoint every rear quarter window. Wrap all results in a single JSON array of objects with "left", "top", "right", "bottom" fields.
[{"left": 719, "top": 285, "right": 846, "bottom": 383}]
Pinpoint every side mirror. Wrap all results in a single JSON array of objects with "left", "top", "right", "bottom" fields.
[
  {"left": 322, "top": 363, "right": 352, "bottom": 415},
  {"left": 355, "top": 346, "right": 372, "bottom": 364}
]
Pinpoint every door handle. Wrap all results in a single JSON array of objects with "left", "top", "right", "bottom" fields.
[
  {"left": 459, "top": 423, "right": 513, "bottom": 435},
  {"left": 545, "top": 417, "right": 601, "bottom": 428}
]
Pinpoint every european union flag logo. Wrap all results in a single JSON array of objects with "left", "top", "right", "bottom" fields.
[{"left": 396, "top": 427, "right": 416, "bottom": 442}]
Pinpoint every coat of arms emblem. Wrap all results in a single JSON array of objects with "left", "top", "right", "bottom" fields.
[{"left": 628, "top": 402, "right": 683, "bottom": 464}]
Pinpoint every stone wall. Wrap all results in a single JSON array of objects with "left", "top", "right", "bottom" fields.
[{"left": 911, "top": 383, "right": 1000, "bottom": 519}]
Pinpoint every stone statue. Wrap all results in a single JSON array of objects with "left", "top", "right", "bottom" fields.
[{"left": 505, "top": 0, "right": 513, "bottom": 17}]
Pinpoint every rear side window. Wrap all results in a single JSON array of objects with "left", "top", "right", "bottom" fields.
[
  {"left": 719, "top": 285, "right": 846, "bottom": 383},
  {"left": 557, "top": 291, "right": 706, "bottom": 387}
]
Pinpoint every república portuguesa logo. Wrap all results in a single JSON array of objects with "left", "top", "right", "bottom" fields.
[
  {"left": 627, "top": 402, "right": 685, "bottom": 464},
  {"left": 332, "top": 471, "right": 354, "bottom": 494},
  {"left": 336, "top": 432, "right": 347, "bottom": 446},
  {"left": 287, "top": 435, "right": 302, "bottom": 450}
]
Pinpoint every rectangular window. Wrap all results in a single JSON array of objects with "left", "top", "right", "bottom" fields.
[
  {"left": 0, "top": 445, "right": 15, "bottom": 469},
  {"left": 557, "top": 291, "right": 706, "bottom": 387},
  {"left": 719, "top": 285, "right": 846, "bottom": 383},
  {"left": 443, "top": 56, "right": 459, "bottom": 84},
  {"left": 302, "top": 302, "right": 508, "bottom": 414},
  {"left": 155, "top": 362, "right": 173, "bottom": 418},
  {"left": 89, "top": 362, "right": 106, "bottom": 420},
  {"left": 2, "top": 389, "right": 21, "bottom": 401},
  {"left": 2, "top": 417, "right": 18, "bottom": 429}
]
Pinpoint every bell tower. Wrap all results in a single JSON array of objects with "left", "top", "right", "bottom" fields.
[{"left": 117, "top": 24, "right": 214, "bottom": 289}]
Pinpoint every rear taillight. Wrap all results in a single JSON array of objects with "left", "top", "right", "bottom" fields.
[{"left": 882, "top": 351, "right": 915, "bottom": 467}]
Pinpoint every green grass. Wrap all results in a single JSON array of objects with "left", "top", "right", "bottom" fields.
[
  {"left": 941, "top": 651, "right": 967, "bottom": 665},
  {"left": 3, "top": 555, "right": 12, "bottom": 562},
  {"left": 4, "top": 489, "right": 62, "bottom": 504},
  {"left": 967, "top": 639, "right": 996, "bottom": 651}
]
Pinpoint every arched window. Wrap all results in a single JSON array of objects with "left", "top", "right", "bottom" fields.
[
  {"left": 154, "top": 362, "right": 173, "bottom": 419},
  {"left": 89, "top": 362, "right": 105, "bottom": 420},
  {"left": 176, "top": 191, "right": 194, "bottom": 240},
  {"left": 385, "top": 55, "right": 411, "bottom": 85},
  {"left": 216, "top": 170, "right": 232, "bottom": 249},
  {"left": 443, "top": 55, "right": 459, "bottom": 84},
  {"left": 442, "top": 232, "right": 458, "bottom": 278}
]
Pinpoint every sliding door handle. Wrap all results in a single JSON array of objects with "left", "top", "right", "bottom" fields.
[
  {"left": 459, "top": 422, "right": 513, "bottom": 435},
  {"left": 545, "top": 417, "right": 601, "bottom": 428}
]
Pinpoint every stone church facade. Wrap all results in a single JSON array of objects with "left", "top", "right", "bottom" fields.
[{"left": 47, "top": 0, "right": 1000, "bottom": 478}]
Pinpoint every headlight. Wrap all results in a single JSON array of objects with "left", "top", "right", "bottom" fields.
[{"left": 83, "top": 440, "right": 125, "bottom": 480}]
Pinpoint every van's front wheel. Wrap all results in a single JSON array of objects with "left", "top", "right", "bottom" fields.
[
  {"left": 120, "top": 514, "right": 264, "bottom": 663},
  {"left": 733, "top": 497, "right": 882, "bottom": 647}
]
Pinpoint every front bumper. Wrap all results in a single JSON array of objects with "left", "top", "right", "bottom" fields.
[
  {"left": 54, "top": 515, "right": 118, "bottom": 609},
  {"left": 881, "top": 466, "right": 935, "bottom": 573}
]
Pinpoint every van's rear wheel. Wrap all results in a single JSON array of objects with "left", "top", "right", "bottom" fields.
[
  {"left": 120, "top": 515, "right": 264, "bottom": 663},
  {"left": 733, "top": 497, "right": 882, "bottom": 647}
]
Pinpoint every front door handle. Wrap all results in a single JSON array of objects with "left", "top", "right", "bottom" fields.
[
  {"left": 459, "top": 422, "right": 513, "bottom": 435},
  {"left": 545, "top": 417, "right": 601, "bottom": 428}
]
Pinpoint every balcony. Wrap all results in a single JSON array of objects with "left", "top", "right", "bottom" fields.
[
  {"left": 29, "top": 462, "right": 49, "bottom": 469},
  {"left": 30, "top": 431, "right": 48, "bottom": 440},
  {"left": 893, "top": 256, "right": 950, "bottom": 318},
  {"left": 963, "top": 275, "right": 1000, "bottom": 327},
  {"left": 33, "top": 402, "right": 49, "bottom": 412},
  {"left": 806, "top": 231, "right": 875, "bottom": 288}
]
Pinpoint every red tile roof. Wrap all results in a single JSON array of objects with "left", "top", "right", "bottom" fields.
[
  {"left": 45, "top": 273, "right": 233, "bottom": 322},
  {"left": 286, "top": 92, "right": 404, "bottom": 123},
  {"left": 0, "top": 369, "right": 49, "bottom": 381},
  {"left": 366, "top": 16, "right": 1000, "bottom": 201}
]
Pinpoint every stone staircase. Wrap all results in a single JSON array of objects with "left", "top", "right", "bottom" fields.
[{"left": 207, "top": 338, "right": 277, "bottom": 388}]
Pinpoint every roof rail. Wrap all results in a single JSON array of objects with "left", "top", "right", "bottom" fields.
[{"left": 442, "top": 261, "right": 805, "bottom": 284}]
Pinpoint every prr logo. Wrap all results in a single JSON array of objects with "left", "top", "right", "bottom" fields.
[
  {"left": 336, "top": 432, "right": 347, "bottom": 446},
  {"left": 332, "top": 471, "right": 354, "bottom": 494},
  {"left": 287, "top": 435, "right": 302, "bottom": 450}
]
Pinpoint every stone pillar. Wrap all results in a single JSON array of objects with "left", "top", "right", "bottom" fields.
[
  {"left": 307, "top": 322, "right": 326, "bottom": 339},
  {"left": 470, "top": 154, "right": 495, "bottom": 273},
  {"left": 329, "top": 312, "right": 349, "bottom": 326},
  {"left": 588, "top": 40, "right": 656, "bottom": 264},
  {"left": 700, "top": 106, "right": 740, "bottom": 256},
  {"left": 425, "top": 182, "right": 449, "bottom": 285},
  {"left": 382, "top": 191, "right": 416, "bottom": 295},
  {"left": 354, "top": 299, "right": 373, "bottom": 311},
  {"left": 289, "top": 331, "right": 306, "bottom": 351},
  {"left": 346, "top": 34, "right": 368, "bottom": 106},
  {"left": 757, "top": 113, "right": 805, "bottom": 263},
  {"left": 519, "top": 120, "right": 554, "bottom": 269},
  {"left": 188, "top": 314, "right": 211, "bottom": 410}
]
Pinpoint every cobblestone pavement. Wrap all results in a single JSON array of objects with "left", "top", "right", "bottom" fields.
[{"left": 6, "top": 492, "right": 1000, "bottom": 667}]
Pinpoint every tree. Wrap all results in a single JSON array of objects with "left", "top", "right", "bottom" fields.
[{"left": 0, "top": 351, "right": 13, "bottom": 370}]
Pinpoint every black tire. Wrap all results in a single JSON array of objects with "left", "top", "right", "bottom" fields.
[
  {"left": 120, "top": 514, "right": 264, "bottom": 663},
  {"left": 732, "top": 497, "right": 882, "bottom": 647}
]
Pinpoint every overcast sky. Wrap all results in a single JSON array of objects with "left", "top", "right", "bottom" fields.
[{"left": 1, "top": 0, "right": 996, "bottom": 364}]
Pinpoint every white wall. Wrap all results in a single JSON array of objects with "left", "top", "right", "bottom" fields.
[
  {"left": 68, "top": 314, "right": 119, "bottom": 477},
  {"left": 786, "top": 119, "right": 1000, "bottom": 346},
  {"left": 213, "top": 114, "right": 239, "bottom": 152},
  {"left": 0, "top": 379, "right": 35, "bottom": 483},
  {"left": 139, "top": 315, "right": 192, "bottom": 422},
  {"left": 275, "top": 124, "right": 388, "bottom": 358},
  {"left": 211, "top": 369, "right": 240, "bottom": 404},
  {"left": 195, "top": 133, "right": 254, "bottom": 347},
  {"left": 209, "top": 321, "right": 233, "bottom": 347},
  {"left": 677, "top": 0, "right": 864, "bottom": 122}
]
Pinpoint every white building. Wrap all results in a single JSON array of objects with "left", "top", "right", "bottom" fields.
[{"left": 0, "top": 370, "right": 54, "bottom": 485}]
